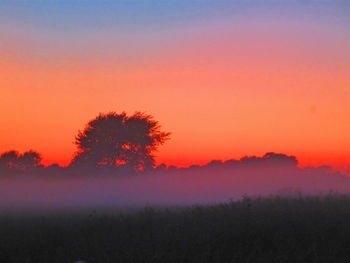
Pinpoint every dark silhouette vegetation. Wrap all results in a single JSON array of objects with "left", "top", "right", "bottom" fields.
[
  {"left": 1, "top": 194, "right": 350, "bottom": 263},
  {"left": 71, "top": 111, "right": 170, "bottom": 172},
  {"left": 0, "top": 147, "right": 337, "bottom": 179},
  {"left": 0, "top": 111, "right": 172, "bottom": 176},
  {"left": 0, "top": 150, "right": 42, "bottom": 174},
  {"left": 0, "top": 111, "right": 342, "bottom": 179}
]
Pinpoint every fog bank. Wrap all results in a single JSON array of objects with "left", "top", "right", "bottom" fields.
[{"left": 0, "top": 154, "right": 348, "bottom": 213}]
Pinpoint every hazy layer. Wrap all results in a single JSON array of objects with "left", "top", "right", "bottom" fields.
[{"left": 0, "top": 161, "right": 348, "bottom": 214}]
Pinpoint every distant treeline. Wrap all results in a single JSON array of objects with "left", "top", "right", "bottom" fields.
[
  {"left": 0, "top": 111, "right": 339, "bottom": 178},
  {"left": 0, "top": 148, "right": 336, "bottom": 179},
  {"left": 1, "top": 111, "right": 169, "bottom": 175}
]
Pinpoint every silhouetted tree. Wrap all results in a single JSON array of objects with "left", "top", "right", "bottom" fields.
[
  {"left": 240, "top": 152, "right": 298, "bottom": 168},
  {"left": 0, "top": 150, "right": 42, "bottom": 172},
  {"left": 71, "top": 111, "right": 170, "bottom": 171},
  {"left": 263, "top": 152, "right": 298, "bottom": 167},
  {"left": 0, "top": 151, "right": 19, "bottom": 169},
  {"left": 18, "top": 150, "right": 42, "bottom": 170}
]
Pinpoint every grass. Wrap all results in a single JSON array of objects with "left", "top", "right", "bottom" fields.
[{"left": 1, "top": 194, "right": 350, "bottom": 263}]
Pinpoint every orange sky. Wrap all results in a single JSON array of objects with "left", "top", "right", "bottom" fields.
[{"left": 0, "top": 2, "right": 349, "bottom": 173}]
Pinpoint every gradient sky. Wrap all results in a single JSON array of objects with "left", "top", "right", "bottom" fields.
[{"left": 0, "top": 1, "right": 349, "bottom": 172}]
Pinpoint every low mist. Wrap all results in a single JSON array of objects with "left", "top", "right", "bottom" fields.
[{"left": 0, "top": 153, "right": 348, "bottom": 214}]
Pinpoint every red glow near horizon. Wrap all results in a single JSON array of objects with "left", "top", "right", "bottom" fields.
[{"left": 0, "top": 6, "right": 349, "bottom": 174}]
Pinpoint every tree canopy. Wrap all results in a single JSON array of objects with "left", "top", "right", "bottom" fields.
[
  {"left": 71, "top": 111, "right": 170, "bottom": 171},
  {"left": 0, "top": 150, "right": 42, "bottom": 171}
]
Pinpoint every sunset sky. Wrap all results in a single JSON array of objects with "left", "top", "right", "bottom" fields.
[{"left": 0, "top": 1, "right": 349, "bottom": 172}]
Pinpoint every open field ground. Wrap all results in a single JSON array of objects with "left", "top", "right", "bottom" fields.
[{"left": 1, "top": 194, "right": 350, "bottom": 263}]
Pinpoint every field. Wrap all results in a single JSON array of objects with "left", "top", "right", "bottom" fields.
[{"left": 1, "top": 194, "right": 350, "bottom": 263}]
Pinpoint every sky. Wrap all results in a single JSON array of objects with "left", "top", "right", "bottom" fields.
[{"left": 0, "top": 0, "right": 349, "bottom": 173}]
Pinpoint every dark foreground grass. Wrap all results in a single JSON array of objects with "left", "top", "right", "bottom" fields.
[{"left": 1, "top": 194, "right": 350, "bottom": 263}]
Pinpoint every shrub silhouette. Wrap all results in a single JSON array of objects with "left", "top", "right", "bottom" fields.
[
  {"left": 0, "top": 151, "right": 19, "bottom": 169},
  {"left": 0, "top": 150, "right": 42, "bottom": 172},
  {"left": 71, "top": 111, "right": 170, "bottom": 171},
  {"left": 18, "top": 150, "right": 42, "bottom": 170}
]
